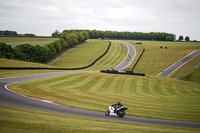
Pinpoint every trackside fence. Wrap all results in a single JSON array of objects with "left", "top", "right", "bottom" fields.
[{"left": 131, "top": 48, "right": 145, "bottom": 71}]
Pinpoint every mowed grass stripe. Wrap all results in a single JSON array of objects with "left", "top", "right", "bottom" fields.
[
  {"left": 9, "top": 72, "right": 200, "bottom": 122},
  {"left": 89, "top": 77, "right": 108, "bottom": 92},
  {"left": 87, "top": 41, "right": 127, "bottom": 70},
  {"left": 52, "top": 39, "right": 109, "bottom": 68},
  {"left": 87, "top": 42, "right": 119, "bottom": 70},
  {"left": 122, "top": 77, "right": 132, "bottom": 94}
]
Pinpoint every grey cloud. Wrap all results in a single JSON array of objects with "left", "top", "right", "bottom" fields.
[{"left": 0, "top": 0, "right": 200, "bottom": 40}]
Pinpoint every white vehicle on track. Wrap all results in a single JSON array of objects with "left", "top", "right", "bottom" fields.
[{"left": 105, "top": 102, "right": 128, "bottom": 117}]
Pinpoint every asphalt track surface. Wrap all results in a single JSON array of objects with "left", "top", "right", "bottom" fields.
[
  {"left": 113, "top": 41, "right": 136, "bottom": 70},
  {"left": 0, "top": 72, "right": 200, "bottom": 129},
  {"left": 157, "top": 50, "right": 200, "bottom": 77},
  {"left": 0, "top": 42, "right": 200, "bottom": 128}
]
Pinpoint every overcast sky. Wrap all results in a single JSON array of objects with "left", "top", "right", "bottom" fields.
[{"left": 0, "top": 0, "right": 200, "bottom": 40}]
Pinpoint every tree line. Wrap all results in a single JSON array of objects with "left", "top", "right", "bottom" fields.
[
  {"left": 0, "top": 31, "right": 89, "bottom": 63},
  {"left": 0, "top": 30, "right": 36, "bottom": 37},
  {"left": 53, "top": 30, "right": 176, "bottom": 41}
]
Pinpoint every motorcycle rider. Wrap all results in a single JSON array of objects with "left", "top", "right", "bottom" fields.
[{"left": 111, "top": 101, "right": 123, "bottom": 113}]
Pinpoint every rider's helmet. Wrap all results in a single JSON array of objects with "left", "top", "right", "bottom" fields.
[{"left": 117, "top": 101, "right": 121, "bottom": 105}]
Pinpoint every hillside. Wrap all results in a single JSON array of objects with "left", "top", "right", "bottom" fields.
[{"left": 127, "top": 41, "right": 200, "bottom": 76}]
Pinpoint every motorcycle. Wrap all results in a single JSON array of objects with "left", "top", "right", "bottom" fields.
[{"left": 105, "top": 103, "right": 128, "bottom": 117}]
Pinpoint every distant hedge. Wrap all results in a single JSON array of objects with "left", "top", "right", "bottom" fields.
[{"left": 0, "top": 31, "right": 89, "bottom": 63}]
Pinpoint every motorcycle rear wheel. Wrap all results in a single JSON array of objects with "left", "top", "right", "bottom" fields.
[{"left": 117, "top": 111, "right": 125, "bottom": 117}]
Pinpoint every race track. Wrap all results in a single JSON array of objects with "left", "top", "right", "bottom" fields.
[
  {"left": 113, "top": 41, "right": 136, "bottom": 70},
  {"left": 0, "top": 72, "right": 200, "bottom": 129}
]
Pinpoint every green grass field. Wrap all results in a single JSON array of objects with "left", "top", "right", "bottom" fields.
[
  {"left": 1, "top": 105, "right": 199, "bottom": 133},
  {"left": 127, "top": 41, "right": 200, "bottom": 76},
  {"left": 52, "top": 40, "right": 127, "bottom": 70},
  {"left": 52, "top": 40, "right": 110, "bottom": 68},
  {"left": 1, "top": 39, "right": 200, "bottom": 132},
  {"left": 9, "top": 72, "right": 200, "bottom": 122},
  {"left": 0, "top": 37, "right": 58, "bottom": 47}
]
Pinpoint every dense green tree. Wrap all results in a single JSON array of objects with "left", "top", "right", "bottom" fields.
[
  {"left": 44, "top": 43, "right": 57, "bottom": 57},
  {"left": 165, "top": 36, "right": 173, "bottom": 41},
  {"left": 52, "top": 40, "right": 62, "bottom": 53},
  {"left": 66, "top": 32, "right": 79, "bottom": 46},
  {"left": 60, "top": 32, "right": 68, "bottom": 40},
  {"left": 52, "top": 30, "right": 60, "bottom": 38},
  {"left": 0, "top": 30, "right": 18, "bottom": 36},
  {"left": 0, "top": 42, "right": 14, "bottom": 58},
  {"left": 179, "top": 36, "right": 184, "bottom": 41},
  {"left": 24, "top": 33, "right": 36, "bottom": 37},
  {"left": 58, "top": 30, "right": 177, "bottom": 41},
  {"left": 14, "top": 44, "right": 35, "bottom": 61},
  {"left": 185, "top": 36, "right": 190, "bottom": 42},
  {"left": 59, "top": 38, "right": 69, "bottom": 49},
  {"left": 77, "top": 32, "right": 85, "bottom": 42},
  {"left": 33, "top": 45, "right": 49, "bottom": 63}
]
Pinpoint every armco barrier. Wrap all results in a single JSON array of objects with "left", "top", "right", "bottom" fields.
[
  {"left": 0, "top": 41, "right": 111, "bottom": 70},
  {"left": 100, "top": 70, "right": 145, "bottom": 76},
  {"left": 131, "top": 48, "right": 145, "bottom": 71}
]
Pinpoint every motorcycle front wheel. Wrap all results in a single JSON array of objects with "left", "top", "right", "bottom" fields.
[{"left": 105, "top": 110, "right": 110, "bottom": 116}]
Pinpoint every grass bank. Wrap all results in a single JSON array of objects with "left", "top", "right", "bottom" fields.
[
  {"left": 52, "top": 39, "right": 110, "bottom": 68},
  {"left": 127, "top": 41, "right": 200, "bottom": 76},
  {"left": 1, "top": 104, "right": 199, "bottom": 133},
  {"left": 179, "top": 66, "right": 200, "bottom": 83},
  {"left": 9, "top": 72, "right": 200, "bottom": 122}
]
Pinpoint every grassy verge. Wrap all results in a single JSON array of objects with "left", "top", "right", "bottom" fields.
[
  {"left": 0, "top": 37, "right": 58, "bottom": 47},
  {"left": 127, "top": 41, "right": 200, "bottom": 76},
  {"left": 9, "top": 72, "right": 200, "bottom": 122},
  {"left": 0, "top": 104, "right": 199, "bottom": 133},
  {"left": 179, "top": 66, "right": 200, "bottom": 83}
]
